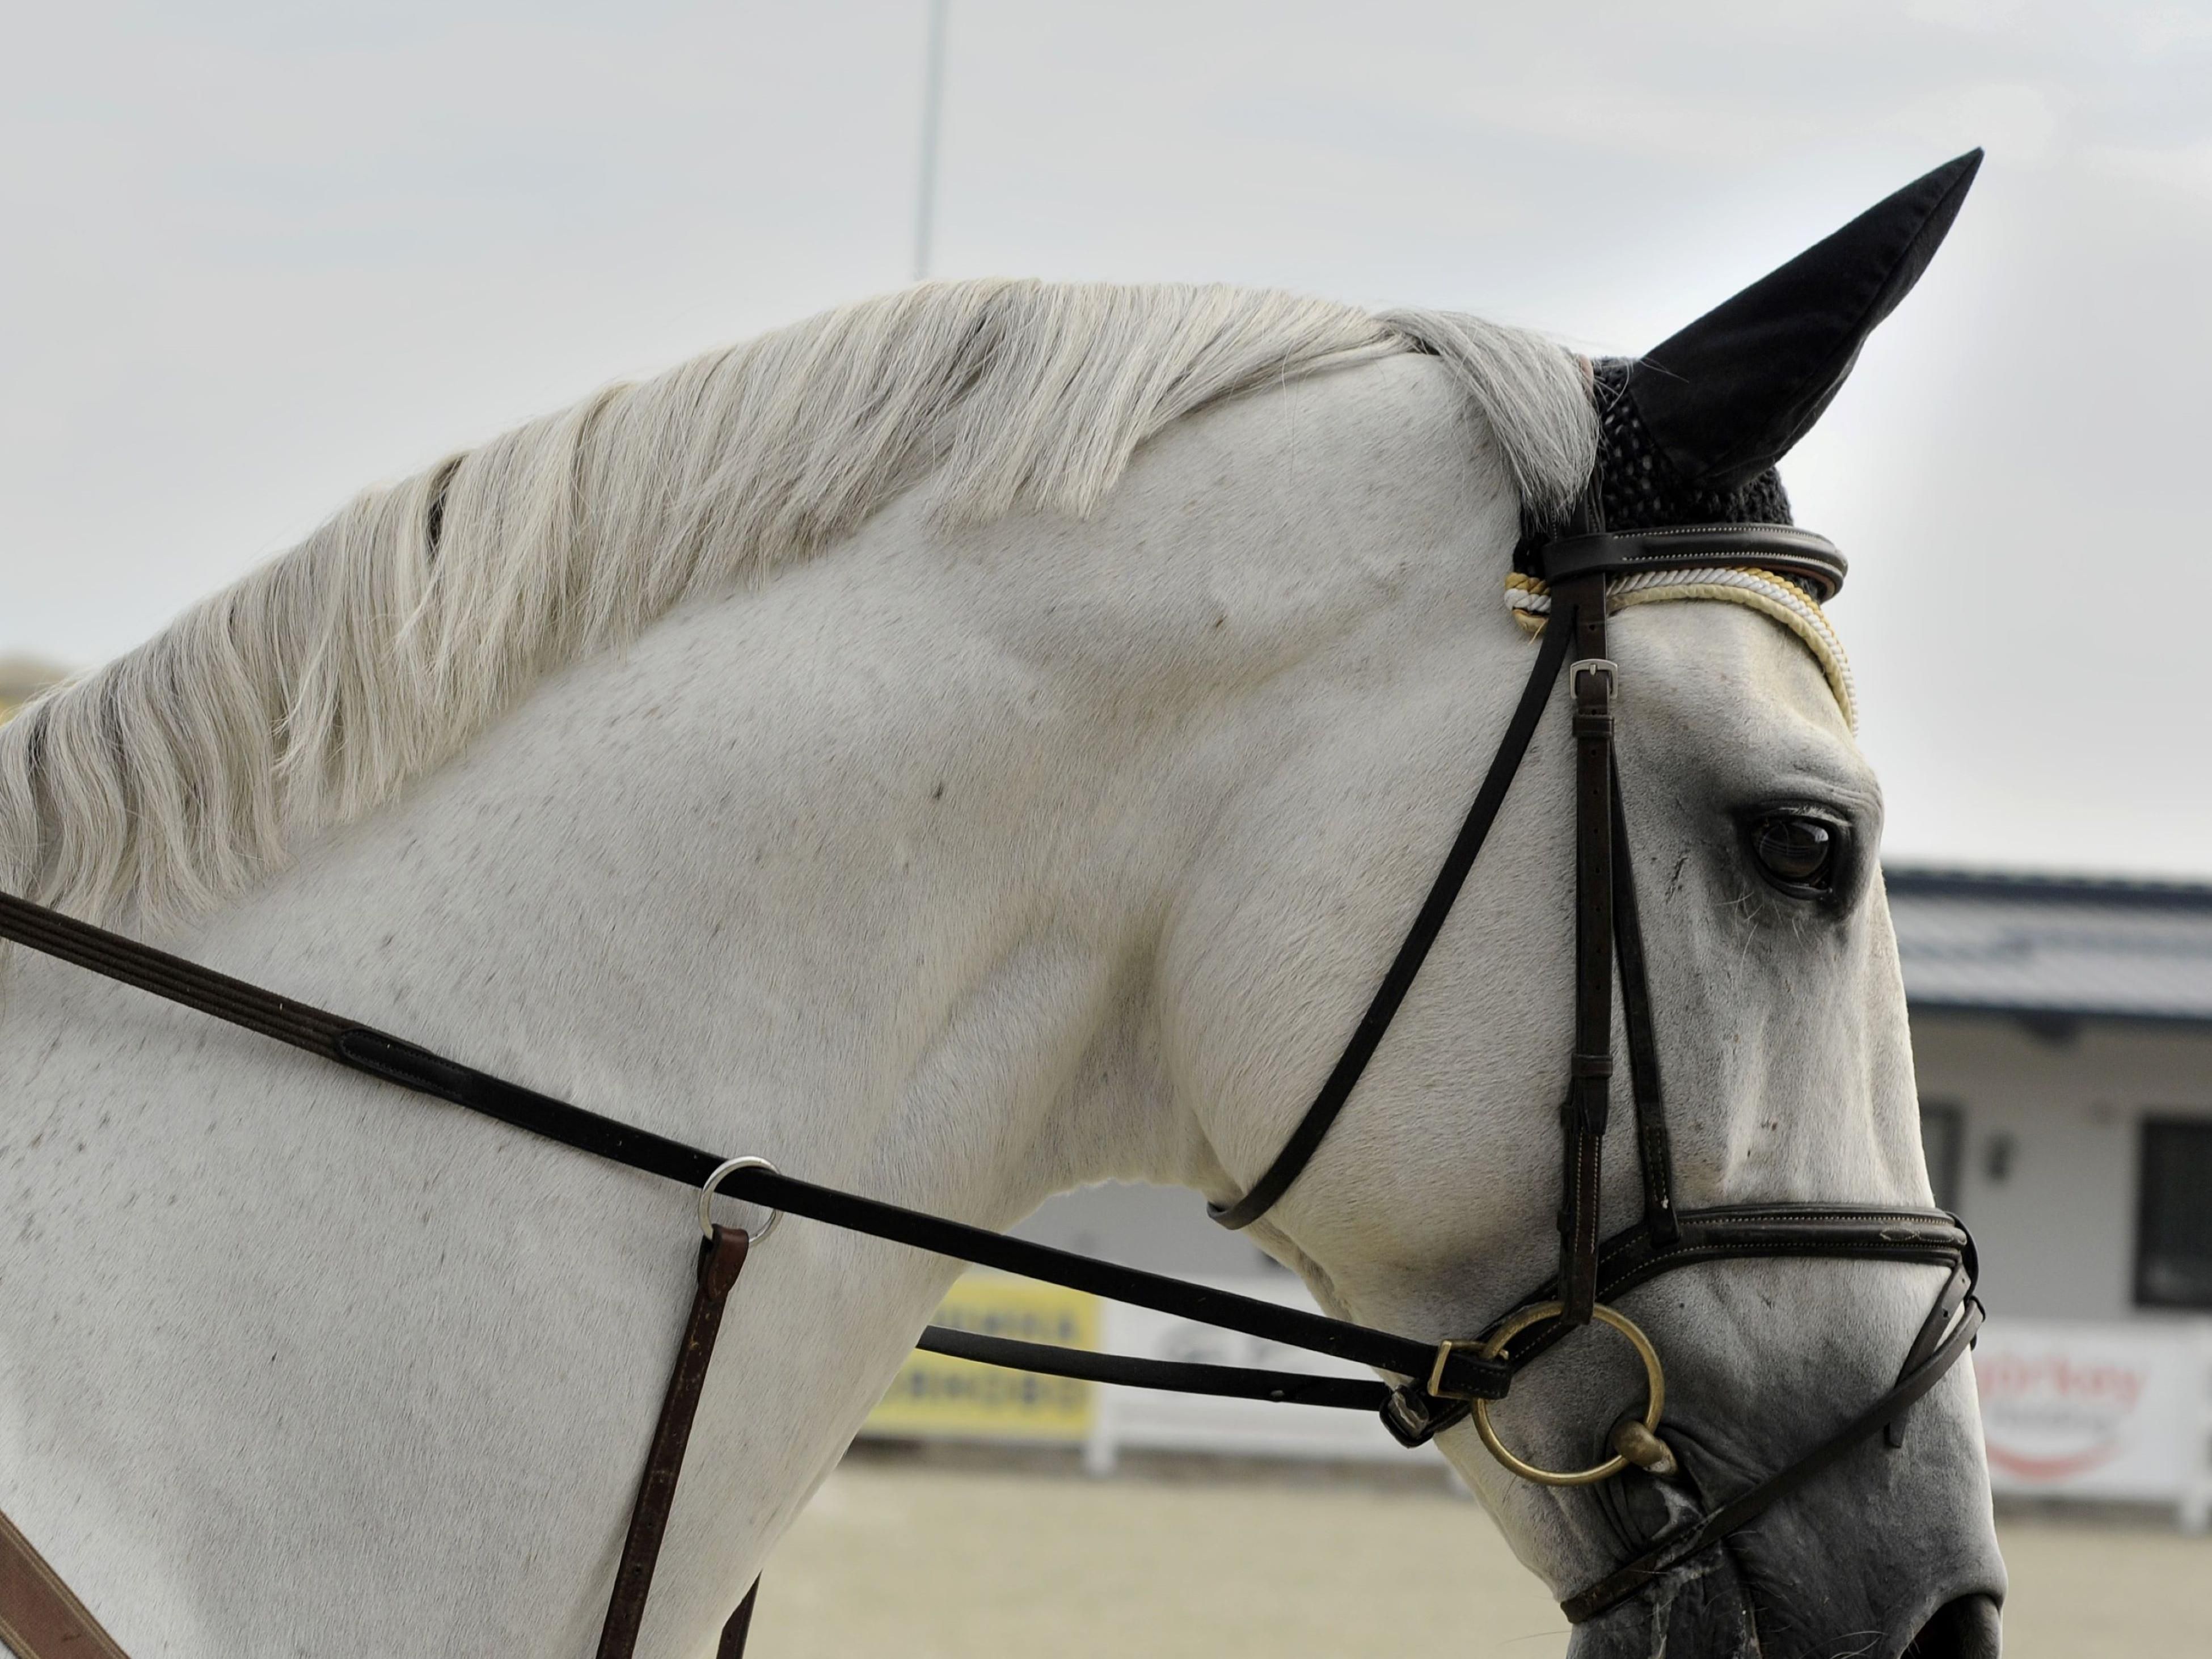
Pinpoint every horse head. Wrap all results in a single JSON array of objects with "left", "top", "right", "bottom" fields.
[{"left": 1164, "top": 154, "right": 2000, "bottom": 1656}]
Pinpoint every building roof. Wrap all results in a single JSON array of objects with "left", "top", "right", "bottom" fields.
[{"left": 1885, "top": 867, "right": 2212, "bottom": 1026}]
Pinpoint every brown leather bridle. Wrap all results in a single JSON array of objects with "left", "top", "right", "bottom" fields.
[{"left": 0, "top": 510, "right": 1980, "bottom": 1655}]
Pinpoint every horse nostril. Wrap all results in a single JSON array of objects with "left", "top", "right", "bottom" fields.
[{"left": 1902, "top": 1593, "right": 2002, "bottom": 1658}]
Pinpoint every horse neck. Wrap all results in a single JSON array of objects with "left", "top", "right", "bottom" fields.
[
  {"left": 0, "top": 551, "right": 1183, "bottom": 1653},
  {"left": 0, "top": 353, "right": 1521, "bottom": 1654}
]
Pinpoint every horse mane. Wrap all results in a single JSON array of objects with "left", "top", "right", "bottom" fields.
[{"left": 0, "top": 280, "right": 1597, "bottom": 926}]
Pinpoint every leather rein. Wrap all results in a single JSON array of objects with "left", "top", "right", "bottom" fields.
[{"left": 0, "top": 516, "right": 1980, "bottom": 1654}]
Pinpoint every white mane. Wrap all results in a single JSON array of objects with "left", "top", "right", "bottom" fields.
[{"left": 0, "top": 280, "right": 1597, "bottom": 925}]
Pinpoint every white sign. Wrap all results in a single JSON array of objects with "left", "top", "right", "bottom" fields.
[{"left": 1972, "top": 1319, "right": 2212, "bottom": 1526}]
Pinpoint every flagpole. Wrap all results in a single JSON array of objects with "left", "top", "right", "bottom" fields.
[{"left": 913, "top": 0, "right": 949, "bottom": 283}]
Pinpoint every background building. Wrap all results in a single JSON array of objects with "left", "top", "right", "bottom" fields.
[{"left": 1895, "top": 868, "right": 2212, "bottom": 1324}]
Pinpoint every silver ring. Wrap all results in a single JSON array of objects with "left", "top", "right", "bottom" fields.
[{"left": 699, "top": 1156, "right": 783, "bottom": 1244}]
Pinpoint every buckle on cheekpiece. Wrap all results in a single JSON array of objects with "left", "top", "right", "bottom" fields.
[
  {"left": 1379, "top": 1384, "right": 1472, "bottom": 1449},
  {"left": 1428, "top": 1337, "right": 1488, "bottom": 1398},
  {"left": 1569, "top": 657, "right": 1617, "bottom": 700},
  {"left": 1374, "top": 1338, "right": 1501, "bottom": 1450}
]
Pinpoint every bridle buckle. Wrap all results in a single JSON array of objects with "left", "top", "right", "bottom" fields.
[
  {"left": 1569, "top": 657, "right": 1617, "bottom": 700},
  {"left": 1426, "top": 1337, "right": 1485, "bottom": 1400}
]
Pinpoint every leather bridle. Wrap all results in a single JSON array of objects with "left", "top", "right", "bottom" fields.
[
  {"left": 1207, "top": 505, "right": 1982, "bottom": 1617},
  {"left": 0, "top": 508, "right": 1979, "bottom": 1656}
]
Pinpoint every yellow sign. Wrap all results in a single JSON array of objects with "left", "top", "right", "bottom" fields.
[{"left": 864, "top": 1273, "right": 1098, "bottom": 1443}]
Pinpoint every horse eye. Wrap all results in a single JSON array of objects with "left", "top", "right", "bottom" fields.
[{"left": 1750, "top": 814, "right": 1835, "bottom": 893}]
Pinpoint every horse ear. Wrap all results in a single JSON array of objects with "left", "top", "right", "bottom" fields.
[{"left": 1626, "top": 150, "right": 1982, "bottom": 492}]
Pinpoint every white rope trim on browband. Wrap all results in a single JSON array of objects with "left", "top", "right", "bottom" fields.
[{"left": 1506, "top": 566, "right": 1858, "bottom": 732}]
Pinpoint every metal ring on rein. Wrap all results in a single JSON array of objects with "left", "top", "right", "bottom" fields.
[
  {"left": 1469, "top": 1302, "right": 1666, "bottom": 1487},
  {"left": 698, "top": 1156, "right": 784, "bottom": 1244}
]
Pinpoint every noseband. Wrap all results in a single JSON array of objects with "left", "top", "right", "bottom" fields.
[{"left": 0, "top": 512, "right": 1979, "bottom": 1653}]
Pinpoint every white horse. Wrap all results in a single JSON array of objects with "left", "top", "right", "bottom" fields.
[{"left": 2, "top": 224, "right": 2000, "bottom": 1653}]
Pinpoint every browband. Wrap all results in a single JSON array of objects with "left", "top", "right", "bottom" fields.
[{"left": 1539, "top": 524, "right": 1847, "bottom": 601}]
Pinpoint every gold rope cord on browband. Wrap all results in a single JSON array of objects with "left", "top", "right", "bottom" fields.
[{"left": 1506, "top": 567, "right": 1858, "bottom": 732}]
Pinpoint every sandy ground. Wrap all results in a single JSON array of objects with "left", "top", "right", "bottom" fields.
[{"left": 748, "top": 1447, "right": 2211, "bottom": 1657}]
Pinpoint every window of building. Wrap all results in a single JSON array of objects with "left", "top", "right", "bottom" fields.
[
  {"left": 2136, "top": 1117, "right": 2212, "bottom": 1311},
  {"left": 1918, "top": 1100, "right": 1965, "bottom": 1213}
]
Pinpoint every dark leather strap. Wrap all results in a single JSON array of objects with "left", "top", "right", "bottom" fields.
[
  {"left": 718, "top": 1581, "right": 759, "bottom": 1657},
  {"left": 1886, "top": 1261, "right": 1973, "bottom": 1449},
  {"left": 0, "top": 881, "right": 1978, "bottom": 1500},
  {"left": 1585, "top": 1205, "right": 1972, "bottom": 1302},
  {"left": 1206, "top": 612, "right": 1576, "bottom": 1230},
  {"left": 1499, "top": 1206, "right": 1973, "bottom": 1374},
  {"left": 0, "top": 889, "right": 1509, "bottom": 1403},
  {"left": 917, "top": 1327, "right": 1392, "bottom": 1411},
  {"left": 1559, "top": 1291, "right": 1983, "bottom": 1624},
  {"left": 598, "top": 1225, "right": 752, "bottom": 1659},
  {"left": 0, "top": 1504, "right": 132, "bottom": 1659},
  {"left": 1609, "top": 770, "right": 1678, "bottom": 1244},
  {"left": 1537, "top": 525, "right": 1847, "bottom": 601},
  {"left": 1557, "top": 578, "right": 1615, "bottom": 1326}
]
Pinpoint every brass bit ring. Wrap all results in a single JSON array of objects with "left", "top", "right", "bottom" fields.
[{"left": 1469, "top": 1301, "right": 1666, "bottom": 1487}]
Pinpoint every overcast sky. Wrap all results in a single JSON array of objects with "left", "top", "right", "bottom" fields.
[{"left": 4, "top": 1, "right": 2209, "bottom": 876}]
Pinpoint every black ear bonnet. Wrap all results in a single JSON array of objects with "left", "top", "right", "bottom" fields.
[{"left": 1521, "top": 150, "right": 1982, "bottom": 570}]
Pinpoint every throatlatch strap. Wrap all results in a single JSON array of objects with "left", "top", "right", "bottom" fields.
[
  {"left": 598, "top": 1225, "right": 752, "bottom": 1659},
  {"left": 1208, "top": 613, "right": 1576, "bottom": 1230}
]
